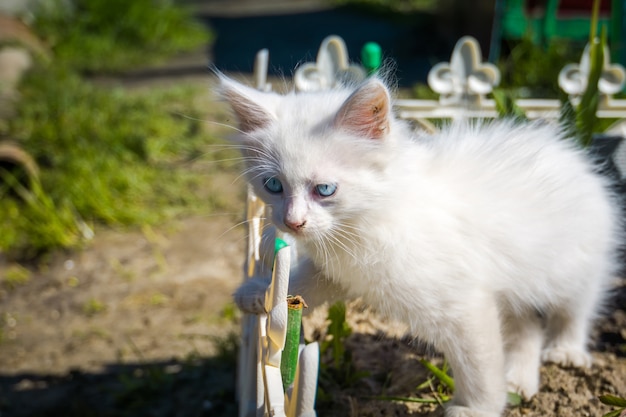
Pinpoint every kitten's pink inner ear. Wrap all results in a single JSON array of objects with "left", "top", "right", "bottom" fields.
[
  {"left": 222, "top": 88, "right": 273, "bottom": 132},
  {"left": 334, "top": 81, "right": 390, "bottom": 140}
]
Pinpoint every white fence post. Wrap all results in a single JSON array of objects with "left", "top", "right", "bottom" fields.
[{"left": 237, "top": 48, "right": 320, "bottom": 417}]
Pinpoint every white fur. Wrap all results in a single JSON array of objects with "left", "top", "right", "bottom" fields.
[{"left": 220, "top": 76, "right": 622, "bottom": 417}]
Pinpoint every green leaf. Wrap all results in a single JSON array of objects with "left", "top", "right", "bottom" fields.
[
  {"left": 575, "top": 0, "right": 606, "bottom": 147},
  {"left": 374, "top": 395, "right": 449, "bottom": 404},
  {"left": 507, "top": 392, "right": 523, "bottom": 406},
  {"left": 589, "top": 0, "right": 601, "bottom": 41},
  {"left": 601, "top": 409, "right": 623, "bottom": 417},
  {"left": 493, "top": 89, "right": 528, "bottom": 121},
  {"left": 420, "top": 359, "right": 455, "bottom": 392},
  {"left": 558, "top": 90, "right": 578, "bottom": 142},
  {"left": 575, "top": 33, "right": 603, "bottom": 147},
  {"left": 326, "top": 301, "right": 351, "bottom": 368},
  {"left": 599, "top": 395, "right": 626, "bottom": 407}
]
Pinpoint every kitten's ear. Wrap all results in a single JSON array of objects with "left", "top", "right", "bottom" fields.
[
  {"left": 334, "top": 79, "right": 391, "bottom": 140},
  {"left": 217, "top": 76, "right": 276, "bottom": 133}
]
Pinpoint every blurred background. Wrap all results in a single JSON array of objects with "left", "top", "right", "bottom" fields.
[{"left": 0, "top": 1, "right": 624, "bottom": 417}]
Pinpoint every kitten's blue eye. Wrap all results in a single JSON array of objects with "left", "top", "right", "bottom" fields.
[
  {"left": 263, "top": 177, "right": 283, "bottom": 194},
  {"left": 315, "top": 183, "right": 337, "bottom": 197}
]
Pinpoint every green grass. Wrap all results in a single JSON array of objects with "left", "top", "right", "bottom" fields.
[
  {"left": 329, "top": 0, "right": 437, "bottom": 12},
  {"left": 2, "top": 64, "right": 237, "bottom": 258},
  {"left": 33, "top": 0, "right": 211, "bottom": 73},
  {"left": 317, "top": 301, "right": 369, "bottom": 404},
  {"left": 0, "top": 174, "right": 83, "bottom": 257},
  {"left": 600, "top": 394, "right": 626, "bottom": 417},
  {"left": 0, "top": 0, "right": 230, "bottom": 259},
  {"left": 83, "top": 298, "right": 107, "bottom": 317},
  {"left": 2, "top": 264, "right": 32, "bottom": 290}
]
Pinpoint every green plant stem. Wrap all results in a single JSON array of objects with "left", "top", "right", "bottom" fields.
[
  {"left": 373, "top": 394, "right": 450, "bottom": 404},
  {"left": 280, "top": 295, "right": 305, "bottom": 389},
  {"left": 419, "top": 359, "right": 455, "bottom": 391}
]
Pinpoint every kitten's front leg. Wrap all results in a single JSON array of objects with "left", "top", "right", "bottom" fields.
[
  {"left": 441, "top": 294, "right": 507, "bottom": 417},
  {"left": 234, "top": 275, "right": 272, "bottom": 314}
]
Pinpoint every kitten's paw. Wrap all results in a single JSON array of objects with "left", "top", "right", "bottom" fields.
[
  {"left": 541, "top": 346, "right": 592, "bottom": 368},
  {"left": 445, "top": 405, "right": 500, "bottom": 417},
  {"left": 506, "top": 379, "right": 538, "bottom": 401},
  {"left": 233, "top": 277, "right": 270, "bottom": 314},
  {"left": 506, "top": 366, "right": 539, "bottom": 400}
]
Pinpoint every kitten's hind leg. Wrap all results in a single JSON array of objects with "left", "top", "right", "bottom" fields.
[
  {"left": 542, "top": 302, "right": 595, "bottom": 368},
  {"left": 503, "top": 310, "right": 544, "bottom": 400}
]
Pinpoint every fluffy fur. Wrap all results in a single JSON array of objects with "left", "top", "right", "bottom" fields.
[{"left": 220, "top": 75, "right": 622, "bottom": 417}]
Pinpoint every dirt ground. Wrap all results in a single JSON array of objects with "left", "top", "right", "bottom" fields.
[{"left": 0, "top": 33, "right": 625, "bottom": 417}]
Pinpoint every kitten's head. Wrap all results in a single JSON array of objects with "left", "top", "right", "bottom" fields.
[{"left": 219, "top": 75, "right": 400, "bottom": 241}]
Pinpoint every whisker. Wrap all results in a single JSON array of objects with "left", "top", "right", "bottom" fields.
[
  {"left": 327, "top": 230, "right": 359, "bottom": 264},
  {"left": 217, "top": 217, "right": 258, "bottom": 240},
  {"left": 175, "top": 113, "right": 254, "bottom": 139}
]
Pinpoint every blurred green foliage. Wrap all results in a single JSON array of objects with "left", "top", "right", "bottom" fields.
[
  {"left": 497, "top": 36, "right": 581, "bottom": 98},
  {"left": 0, "top": 0, "right": 230, "bottom": 258},
  {"left": 329, "top": 0, "right": 436, "bottom": 12},
  {"left": 2, "top": 64, "right": 233, "bottom": 257},
  {"left": 33, "top": 0, "right": 211, "bottom": 73}
]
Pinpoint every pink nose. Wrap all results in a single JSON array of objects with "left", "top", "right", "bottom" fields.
[{"left": 285, "top": 219, "right": 306, "bottom": 232}]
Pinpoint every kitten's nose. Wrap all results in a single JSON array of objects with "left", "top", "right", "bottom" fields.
[{"left": 284, "top": 219, "right": 306, "bottom": 232}]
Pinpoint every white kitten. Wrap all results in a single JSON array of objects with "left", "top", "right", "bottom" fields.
[{"left": 220, "top": 75, "right": 622, "bottom": 417}]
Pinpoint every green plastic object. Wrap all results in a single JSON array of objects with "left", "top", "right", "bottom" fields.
[
  {"left": 274, "top": 237, "right": 288, "bottom": 256},
  {"left": 361, "top": 42, "right": 382, "bottom": 75},
  {"left": 271, "top": 237, "right": 303, "bottom": 389}
]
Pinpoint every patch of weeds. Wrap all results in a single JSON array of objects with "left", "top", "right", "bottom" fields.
[
  {"left": 4, "top": 65, "right": 233, "bottom": 258},
  {"left": 498, "top": 36, "right": 581, "bottom": 98},
  {"left": 149, "top": 292, "right": 169, "bottom": 307},
  {"left": 0, "top": 172, "right": 83, "bottom": 258},
  {"left": 417, "top": 358, "right": 454, "bottom": 402},
  {"left": 82, "top": 298, "right": 107, "bottom": 317},
  {"left": 33, "top": 0, "right": 211, "bottom": 73},
  {"left": 377, "top": 358, "right": 453, "bottom": 406},
  {"left": 380, "top": 358, "right": 523, "bottom": 409},
  {"left": 2, "top": 264, "right": 31, "bottom": 290},
  {"left": 599, "top": 394, "right": 626, "bottom": 417},
  {"left": 66, "top": 276, "right": 80, "bottom": 287},
  {"left": 219, "top": 302, "right": 241, "bottom": 323},
  {"left": 110, "top": 259, "right": 135, "bottom": 282},
  {"left": 317, "top": 301, "right": 369, "bottom": 402}
]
